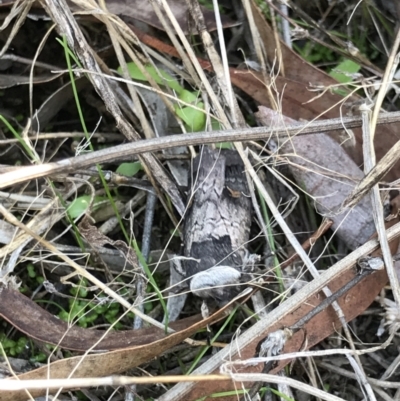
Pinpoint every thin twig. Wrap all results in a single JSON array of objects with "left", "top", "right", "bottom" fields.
[
  {"left": 290, "top": 267, "right": 377, "bottom": 330},
  {"left": 133, "top": 192, "right": 157, "bottom": 329},
  {"left": 319, "top": 361, "right": 400, "bottom": 389},
  {"left": 280, "top": 219, "right": 333, "bottom": 269},
  {"left": 2, "top": 112, "right": 400, "bottom": 190}
]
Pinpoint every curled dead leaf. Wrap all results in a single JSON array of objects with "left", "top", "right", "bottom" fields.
[{"left": 0, "top": 288, "right": 250, "bottom": 401}]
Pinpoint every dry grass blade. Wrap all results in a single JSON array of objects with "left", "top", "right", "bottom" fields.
[
  {"left": 0, "top": 0, "right": 33, "bottom": 57},
  {"left": 0, "top": 372, "right": 347, "bottom": 401},
  {"left": 364, "top": 27, "right": 400, "bottom": 309},
  {"left": 341, "top": 138, "right": 400, "bottom": 211},
  {"left": 185, "top": 0, "right": 241, "bottom": 126}
]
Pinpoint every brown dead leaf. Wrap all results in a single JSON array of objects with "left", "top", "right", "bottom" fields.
[
  {"left": 105, "top": 0, "right": 237, "bottom": 34},
  {"left": 254, "top": 105, "right": 374, "bottom": 250},
  {"left": 0, "top": 289, "right": 248, "bottom": 401},
  {"left": 0, "top": 288, "right": 200, "bottom": 351},
  {"left": 0, "top": 0, "right": 237, "bottom": 34}
]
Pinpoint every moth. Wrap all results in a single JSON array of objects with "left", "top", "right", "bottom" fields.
[{"left": 182, "top": 147, "right": 257, "bottom": 316}]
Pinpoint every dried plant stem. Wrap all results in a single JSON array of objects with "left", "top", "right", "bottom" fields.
[
  {"left": 361, "top": 103, "right": 400, "bottom": 308},
  {"left": 2, "top": 112, "right": 400, "bottom": 190},
  {"left": 243, "top": 0, "right": 277, "bottom": 108},
  {"left": 370, "top": 27, "right": 400, "bottom": 137},
  {"left": 319, "top": 361, "right": 400, "bottom": 389},
  {"left": 230, "top": 373, "right": 346, "bottom": 401},
  {"left": 360, "top": 27, "right": 400, "bottom": 308},
  {"left": 0, "top": 374, "right": 231, "bottom": 391},
  {"left": 185, "top": 0, "right": 242, "bottom": 126}
]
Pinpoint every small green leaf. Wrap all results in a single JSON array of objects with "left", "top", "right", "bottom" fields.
[
  {"left": 30, "top": 352, "right": 47, "bottom": 363},
  {"left": 67, "top": 195, "right": 107, "bottom": 219},
  {"left": 17, "top": 337, "right": 27, "bottom": 347},
  {"left": 84, "top": 313, "right": 98, "bottom": 323},
  {"left": 179, "top": 89, "right": 198, "bottom": 103},
  {"left": 105, "top": 308, "right": 119, "bottom": 323},
  {"left": 169, "top": 228, "right": 181, "bottom": 237},
  {"left": 116, "top": 162, "right": 143, "bottom": 177},
  {"left": 58, "top": 311, "right": 69, "bottom": 321},
  {"left": 27, "top": 264, "right": 36, "bottom": 278},
  {"left": 216, "top": 142, "right": 233, "bottom": 149},
  {"left": 330, "top": 59, "right": 360, "bottom": 84},
  {"left": 175, "top": 90, "right": 207, "bottom": 131},
  {"left": 2, "top": 339, "right": 16, "bottom": 349},
  {"left": 70, "top": 278, "right": 88, "bottom": 297},
  {"left": 78, "top": 286, "right": 88, "bottom": 298},
  {"left": 175, "top": 102, "right": 206, "bottom": 132},
  {"left": 119, "top": 63, "right": 184, "bottom": 94},
  {"left": 94, "top": 304, "right": 108, "bottom": 314}
]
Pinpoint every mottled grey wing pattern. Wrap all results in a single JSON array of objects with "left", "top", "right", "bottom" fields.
[{"left": 183, "top": 147, "right": 252, "bottom": 281}]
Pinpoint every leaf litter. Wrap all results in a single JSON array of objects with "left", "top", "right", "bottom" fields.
[{"left": 0, "top": 1, "right": 400, "bottom": 400}]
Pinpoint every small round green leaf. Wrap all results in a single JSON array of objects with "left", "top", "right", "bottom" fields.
[
  {"left": 175, "top": 102, "right": 206, "bottom": 132},
  {"left": 116, "top": 162, "right": 143, "bottom": 177},
  {"left": 67, "top": 195, "right": 107, "bottom": 219}
]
